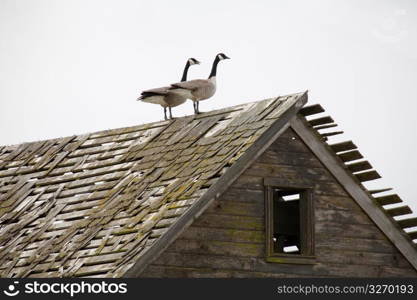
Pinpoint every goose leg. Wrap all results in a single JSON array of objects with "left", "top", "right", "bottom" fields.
[
  {"left": 193, "top": 101, "right": 197, "bottom": 114},
  {"left": 164, "top": 107, "right": 167, "bottom": 120},
  {"left": 169, "top": 107, "right": 173, "bottom": 119},
  {"left": 196, "top": 101, "right": 200, "bottom": 114}
]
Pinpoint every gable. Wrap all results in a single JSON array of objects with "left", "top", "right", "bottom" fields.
[{"left": 140, "top": 128, "right": 417, "bottom": 277}]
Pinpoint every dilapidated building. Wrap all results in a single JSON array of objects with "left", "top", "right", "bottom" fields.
[{"left": 0, "top": 92, "right": 416, "bottom": 277}]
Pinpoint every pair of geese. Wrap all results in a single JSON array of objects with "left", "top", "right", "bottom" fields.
[{"left": 137, "top": 53, "right": 230, "bottom": 120}]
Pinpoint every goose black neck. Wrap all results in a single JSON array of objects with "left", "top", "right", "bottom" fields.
[
  {"left": 181, "top": 61, "right": 191, "bottom": 82},
  {"left": 208, "top": 56, "right": 220, "bottom": 79}
]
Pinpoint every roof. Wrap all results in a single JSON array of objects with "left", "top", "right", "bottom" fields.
[{"left": 0, "top": 92, "right": 306, "bottom": 277}]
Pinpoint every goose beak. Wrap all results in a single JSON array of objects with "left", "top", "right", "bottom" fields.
[
  {"left": 195, "top": 60, "right": 201, "bottom": 64},
  {"left": 224, "top": 55, "right": 230, "bottom": 59}
]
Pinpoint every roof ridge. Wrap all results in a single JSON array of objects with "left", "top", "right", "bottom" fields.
[{"left": 1, "top": 92, "right": 306, "bottom": 148}]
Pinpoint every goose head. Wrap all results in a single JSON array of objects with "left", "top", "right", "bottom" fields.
[
  {"left": 216, "top": 53, "right": 230, "bottom": 61},
  {"left": 188, "top": 58, "right": 201, "bottom": 65},
  {"left": 208, "top": 53, "right": 230, "bottom": 79}
]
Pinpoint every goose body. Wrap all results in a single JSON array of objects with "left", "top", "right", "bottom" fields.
[
  {"left": 140, "top": 87, "right": 189, "bottom": 107},
  {"left": 170, "top": 53, "right": 229, "bottom": 114},
  {"left": 138, "top": 58, "right": 200, "bottom": 119},
  {"left": 170, "top": 77, "right": 216, "bottom": 101}
]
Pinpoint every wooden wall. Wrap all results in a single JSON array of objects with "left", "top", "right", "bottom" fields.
[{"left": 140, "top": 128, "right": 417, "bottom": 277}]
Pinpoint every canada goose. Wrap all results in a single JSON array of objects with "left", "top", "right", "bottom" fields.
[
  {"left": 169, "top": 53, "right": 230, "bottom": 114},
  {"left": 137, "top": 58, "right": 200, "bottom": 120}
]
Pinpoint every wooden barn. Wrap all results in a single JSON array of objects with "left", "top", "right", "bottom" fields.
[{"left": 0, "top": 91, "right": 416, "bottom": 278}]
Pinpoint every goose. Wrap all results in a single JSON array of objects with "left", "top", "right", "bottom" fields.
[
  {"left": 137, "top": 58, "right": 200, "bottom": 120},
  {"left": 169, "top": 53, "right": 230, "bottom": 114}
]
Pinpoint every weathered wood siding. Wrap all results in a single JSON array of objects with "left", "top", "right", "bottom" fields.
[{"left": 140, "top": 128, "right": 417, "bottom": 277}]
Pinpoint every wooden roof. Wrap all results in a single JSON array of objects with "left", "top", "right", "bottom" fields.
[{"left": 0, "top": 92, "right": 306, "bottom": 277}]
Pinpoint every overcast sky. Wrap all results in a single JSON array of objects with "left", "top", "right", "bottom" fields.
[{"left": 1, "top": 0, "right": 416, "bottom": 216}]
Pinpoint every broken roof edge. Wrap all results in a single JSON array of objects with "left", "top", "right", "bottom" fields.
[
  {"left": 122, "top": 91, "right": 308, "bottom": 277},
  {"left": 291, "top": 114, "right": 417, "bottom": 271}
]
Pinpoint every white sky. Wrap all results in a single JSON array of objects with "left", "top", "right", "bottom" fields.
[{"left": 1, "top": 0, "right": 416, "bottom": 215}]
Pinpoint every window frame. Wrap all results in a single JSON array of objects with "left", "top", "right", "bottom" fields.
[{"left": 264, "top": 178, "right": 316, "bottom": 264}]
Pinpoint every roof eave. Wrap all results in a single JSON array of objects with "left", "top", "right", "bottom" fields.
[{"left": 290, "top": 115, "right": 417, "bottom": 271}]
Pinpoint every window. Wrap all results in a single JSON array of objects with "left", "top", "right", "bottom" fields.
[{"left": 265, "top": 179, "right": 315, "bottom": 264}]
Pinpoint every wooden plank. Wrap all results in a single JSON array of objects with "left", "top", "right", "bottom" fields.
[
  {"left": 320, "top": 131, "right": 344, "bottom": 137},
  {"left": 315, "top": 195, "right": 363, "bottom": 212},
  {"left": 397, "top": 218, "right": 417, "bottom": 229},
  {"left": 290, "top": 116, "right": 417, "bottom": 271},
  {"left": 316, "top": 221, "right": 387, "bottom": 240},
  {"left": 270, "top": 135, "right": 312, "bottom": 153},
  {"left": 69, "top": 141, "right": 131, "bottom": 160},
  {"left": 298, "top": 104, "right": 324, "bottom": 116},
  {"left": 337, "top": 150, "right": 363, "bottom": 162},
  {"left": 37, "top": 164, "right": 131, "bottom": 187},
  {"left": 246, "top": 162, "right": 334, "bottom": 182},
  {"left": 329, "top": 141, "right": 357, "bottom": 153},
  {"left": 369, "top": 188, "right": 393, "bottom": 194},
  {"left": 204, "top": 200, "right": 264, "bottom": 217},
  {"left": 192, "top": 213, "right": 264, "bottom": 231},
  {"left": 316, "top": 247, "right": 412, "bottom": 269},
  {"left": 346, "top": 161, "right": 373, "bottom": 173},
  {"left": 220, "top": 188, "right": 264, "bottom": 203},
  {"left": 316, "top": 208, "right": 373, "bottom": 225},
  {"left": 385, "top": 206, "right": 412, "bottom": 217},
  {"left": 23, "top": 231, "right": 143, "bottom": 254},
  {"left": 315, "top": 235, "right": 397, "bottom": 254},
  {"left": 167, "top": 239, "right": 264, "bottom": 258},
  {"left": 314, "top": 124, "right": 338, "bottom": 130},
  {"left": 375, "top": 194, "right": 402, "bottom": 206},
  {"left": 81, "top": 132, "right": 142, "bottom": 149},
  {"left": 152, "top": 251, "right": 317, "bottom": 276},
  {"left": 239, "top": 175, "right": 348, "bottom": 197},
  {"left": 257, "top": 149, "right": 322, "bottom": 168},
  {"left": 308, "top": 116, "right": 334, "bottom": 127},
  {"left": 354, "top": 170, "right": 381, "bottom": 182},
  {"left": 122, "top": 92, "right": 308, "bottom": 277},
  {"left": 88, "top": 121, "right": 168, "bottom": 140}
]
